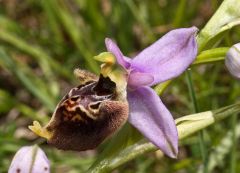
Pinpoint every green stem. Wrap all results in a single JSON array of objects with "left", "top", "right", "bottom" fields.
[
  {"left": 230, "top": 114, "right": 237, "bottom": 173},
  {"left": 186, "top": 69, "right": 199, "bottom": 112},
  {"left": 186, "top": 69, "right": 208, "bottom": 173},
  {"left": 173, "top": 0, "right": 187, "bottom": 27}
]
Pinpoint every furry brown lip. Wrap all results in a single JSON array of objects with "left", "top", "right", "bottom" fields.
[{"left": 29, "top": 71, "right": 129, "bottom": 151}]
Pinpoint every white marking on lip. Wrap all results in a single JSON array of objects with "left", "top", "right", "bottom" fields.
[
  {"left": 88, "top": 101, "right": 102, "bottom": 114},
  {"left": 78, "top": 105, "right": 98, "bottom": 120}
]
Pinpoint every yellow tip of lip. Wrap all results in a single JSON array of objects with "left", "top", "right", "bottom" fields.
[{"left": 28, "top": 121, "right": 52, "bottom": 140}]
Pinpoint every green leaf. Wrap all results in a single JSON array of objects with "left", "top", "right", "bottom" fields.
[
  {"left": 197, "top": 0, "right": 240, "bottom": 51},
  {"left": 47, "top": 0, "right": 99, "bottom": 73},
  {"left": 0, "top": 48, "right": 56, "bottom": 111},
  {"left": 193, "top": 47, "right": 229, "bottom": 65},
  {"left": 0, "top": 27, "right": 71, "bottom": 79}
]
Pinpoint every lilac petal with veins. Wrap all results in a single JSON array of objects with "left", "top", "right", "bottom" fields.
[
  {"left": 128, "top": 86, "right": 178, "bottom": 158},
  {"left": 131, "top": 27, "right": 198, "bottom": 85}
]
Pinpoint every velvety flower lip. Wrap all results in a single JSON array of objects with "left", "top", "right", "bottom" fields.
[
  {"left": 8, "top": 145, "right": 50, "bottom": 173},
  {"left": 105, "top": 26, "right": 198, "bottom": 158}
]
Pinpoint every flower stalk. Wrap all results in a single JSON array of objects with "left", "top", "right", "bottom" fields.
[{"left": 186, "top": 69, "right": 208, "bottom": 173}]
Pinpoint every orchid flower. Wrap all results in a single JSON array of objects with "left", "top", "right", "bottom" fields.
[
  {"left": 8, "top": 145, "right": 50, "bottom": 173},
  {"left": 28, "top": 27, "right": 198, "bottom": 159},
  {"left": 102, "top": 27, "right": 198, "bottom": 158}
]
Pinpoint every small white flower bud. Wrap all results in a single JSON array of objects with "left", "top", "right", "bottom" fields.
[
  {"left": 8, "top": 145, "right": 50, "bottom": 173},
  {"left": 225, "top": 43, "right": 240, "bottom": 79}
]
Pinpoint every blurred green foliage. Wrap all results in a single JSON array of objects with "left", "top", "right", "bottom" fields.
[{"left": 0, "top": 0, "right": 240, "bottom": 172}]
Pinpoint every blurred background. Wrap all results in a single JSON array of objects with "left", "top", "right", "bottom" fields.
[{"left": 0, "top": 0, "right": 240, "bottom": 172}]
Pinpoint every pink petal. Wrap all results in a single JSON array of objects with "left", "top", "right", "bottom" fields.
[
  {"left": 105, "top": 38, "right": 131, "bottom": 69},
  {"left": 131, "top": 27, "right": 198, "bottom": 85},
  {"left": 128, "top": 71, "right": 154, "bottom": 89},
  {"left": 127, "top": 87, "right": 178, "bottom": 158}
]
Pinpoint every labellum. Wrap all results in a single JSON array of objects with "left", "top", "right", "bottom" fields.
[{"left": 29, "top": 64, "right": 129, "bottom": 151}]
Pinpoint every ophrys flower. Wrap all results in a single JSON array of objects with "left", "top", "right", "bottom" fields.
[{"left": 29, "top": 27, "right": 198, "bottom": 159}]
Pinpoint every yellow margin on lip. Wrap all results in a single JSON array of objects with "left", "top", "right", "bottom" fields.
[{"left": 28, "top": 121, "right": 52, "bottom": 140}]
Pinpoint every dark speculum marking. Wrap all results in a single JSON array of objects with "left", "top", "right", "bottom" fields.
[
  {"left": 59, "top": 103, "right": 94, "bottom": 123},
  {"left": 54, "top": 75, "right": 118, "bottom": 124},
  {"left": 93, "top": 74, "right": 116, "bottom": 95},
  {"left": 70, "top": 96, "right": 79, "bottom": 101}
]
